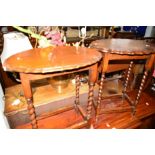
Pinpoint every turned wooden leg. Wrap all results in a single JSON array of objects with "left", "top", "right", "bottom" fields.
[
  {"left": 96, "top": 72, "right": 105, "bottom": 121},
  {"left": 75, "top": 74, "right": 80, "bottom": 105},
  {"left": 134, "top": 54, "right": 155, "bottom": 115},
  {"left": 87, "top": 64, "right": 98, "bottom": 128},
  {"left": 27, "top": 98, "right": 38, "bottom": 129},
  {"left": 87, "top": 82, "right": 95, "bottom": 127},
  {"left": 20, "top": 73, "right": 38, "bottom": 129},
  {"left": 133, "top": 71, "right": 148, "bottom": 115},
  {"left": 122, "top": 61, "right": 134, "bottom": 99},
  {"left": 134, "top": 71, "right": 148, "bottom": 106}
]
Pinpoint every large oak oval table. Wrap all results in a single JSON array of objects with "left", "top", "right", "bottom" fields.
[
  {"left": 4, "top": 46, "right": 102, "bottom": 129},
  {"left": 90, "top": 39, "right": 155, "bottom": 119}
]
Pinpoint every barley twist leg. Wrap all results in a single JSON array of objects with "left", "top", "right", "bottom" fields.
[{"left": 27, "top": 98, "right": 38, "bottom": 129}]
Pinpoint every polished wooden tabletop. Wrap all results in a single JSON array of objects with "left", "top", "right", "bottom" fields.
[
  {"left": 90, "top": 39, "right": 155, "bottom": 55},
  {"left": 4, "top": 46, "right": 102, "bottom": 73}
]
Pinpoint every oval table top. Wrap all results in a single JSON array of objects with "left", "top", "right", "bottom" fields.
[
  {"left": 4, "top": 46, "right": 102, "bottom": 73},
  {"left": 90, "top": 39, "right": 155, "bottom": 55}
]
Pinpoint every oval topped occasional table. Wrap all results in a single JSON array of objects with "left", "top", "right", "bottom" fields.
[
  {"left": 4, "top": 46, "right": 102, "bottom": 129},
  {"left": 90, "top": 39, "right": 155, "bottom": 120}
]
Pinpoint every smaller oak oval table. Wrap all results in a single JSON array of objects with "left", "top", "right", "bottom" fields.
[
  {"left": 90, "top": 39, "right": 155, "bottom": 120},
  {"left": 4, "top": 46, "right": 102, "bottom": 129}
]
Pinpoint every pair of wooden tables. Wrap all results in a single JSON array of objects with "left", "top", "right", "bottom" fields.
[{"left": 4, "top": 39, "right": 155, "bottom": 129}]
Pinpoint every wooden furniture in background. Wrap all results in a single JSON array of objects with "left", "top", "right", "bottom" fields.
[
  {"left": 3, "top": 46, "right": 102, "bottom": 129},
  {"left": 90, "top": 39, "right": 155, "bottom": 121},
  {"left": 112, "top": 31, "right": 137, "bottom": 39},
  {"left": 63, "top": 26, "right": 111, "bottom": 47},
  {"left": 98, "top": 26, "right": 111, "bottom": 38}
]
